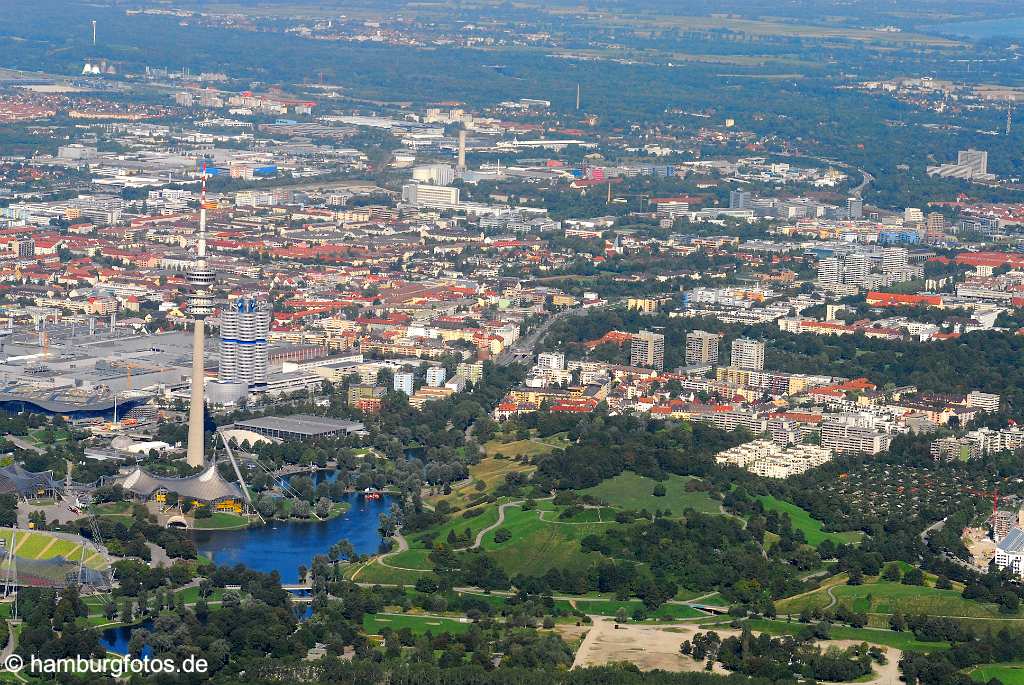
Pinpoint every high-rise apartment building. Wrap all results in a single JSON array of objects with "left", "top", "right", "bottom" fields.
[
  {"left": 394, "top": 372, "right": 414, "bottom": 395},
  {"left": 731, "top": 337, "right": 765, "bottom": 371},
  {"left": 425, "top": 366, "right": 447, "bottom": 387},
  {"left": 685, "top": 330, "right": 719, "bottom": 366},
  {"left": 881, "top": 247, "right": 908, "bottom": 274},
  {"left": 537, "top": 352, "right": 565, "bottom": 370},
  {"left": 844, "top": 253, "right": 870, "bottom": 287},
  {"left": 219, "top": 297, "right": 271, "bottom": 388},
  {"left": 630, "top": 330, "right": 665, "bottom": 372}
]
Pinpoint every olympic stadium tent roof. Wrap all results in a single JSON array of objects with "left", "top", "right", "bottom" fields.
[
  {"left": 121, "top": 465, "right": 242, "bottom": 503},
  {"left": 0, "top": 464, "right": 59, "bottom": 497}
]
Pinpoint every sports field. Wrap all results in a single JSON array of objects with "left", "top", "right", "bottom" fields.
[{"left": 1, "top": 528, "right": 107, "bottom": 570}]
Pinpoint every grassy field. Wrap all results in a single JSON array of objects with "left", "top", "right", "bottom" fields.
[
  {"left": 738, "top": 618, "right": 950, "bottom": 652},
  {"left": 581, "top": 472, "right": 721, "bottom": 516},
  {"left": 777, "top": 577, "right": 1002, "bottom": 620},
  {"left": 192, "top": 512, "right": 250, "bottom": 530},
  {"left": 484, "top": 437, "right": 562, "bottom": 459},
  {"left": 478, "top": 504, "right": 613, "bottom": 577},
  {"left": 349, "top": 559, "right": 431, "bottom": 585},
  {"left": 968, "top": 663, "right": 1024, "bottom": 684},
  {"left": 363, "top": 613, "right": 472, "bottom": 635},
  {"left": 555, "top": 598, "right": 705, "bottom": 621},
  {"left": 757, "top": 496, "right": 863, "bottom": 546},
  {"left": 381, "top": 548, "right": 434, "bottom": 571},
  {"left": 412, "top": 504, "right": 501, "bottom": 550}
]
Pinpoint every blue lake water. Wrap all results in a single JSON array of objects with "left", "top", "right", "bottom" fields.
[
  {"left": 191, "top": 492, "right": 393, "bottom": 583},
  {"left": 100, "top": 620, "right": 154, "bottom": 656},
  {"left": 280, "top": 469, "right": 340, "bottom": 487},
  {"left": 924, "top": 17, "right": 1024, "bottom": 39}
]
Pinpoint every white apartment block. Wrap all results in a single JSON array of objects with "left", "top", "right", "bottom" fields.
[
  {"left": 966, "top": 391, "right": 1000, "bottom": 413},
  {"left": 425, "top": 366, "right": 448, "bottom": 387},
  {"left": 537, "top": 352, "right": 566, "bottom": 370},
  {"left": 820, "top": 413, "right": 893, "bottom": 454},
  {"left": 715, "top": 439, "right": 833, "bottom": 479}
]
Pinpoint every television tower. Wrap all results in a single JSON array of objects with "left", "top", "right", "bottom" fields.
[
  {"left": 91, "top": 20, "right": 97, "bottom": 47},
  {"left": 186, "top": 167, "right": 216, "bottom": 469}
]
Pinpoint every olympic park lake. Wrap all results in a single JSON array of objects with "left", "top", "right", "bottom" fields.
[
  {"left": 101, "top": 480, "right": 393, "bottom": 654},
  {"left": 190, "top": 490, "right": 394, "bottom": 584}
]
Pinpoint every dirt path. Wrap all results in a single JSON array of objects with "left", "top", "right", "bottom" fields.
[{"left": 824, "top": 585, "right": 838, "bottom": 610}]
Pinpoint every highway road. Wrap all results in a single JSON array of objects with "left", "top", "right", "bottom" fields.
[{"left": 494, "top": 305, "right": 602, "bottom": 367}]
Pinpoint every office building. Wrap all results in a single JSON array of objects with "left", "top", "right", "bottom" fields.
[
  {"left": 685, "top": 330, "right": 719, "bottom": 366},
  {"left": 731, "top": 338, "right": 765, "bottom": 371},
  {"left": 729, "top": 190, "right": 752, "bottom": 210},
  {"left": 846, "top": 197, "right": 863, "bottom": 220},
  {"left": 656, "top": 201, "right": 689, "bottom": 221},
  {"left": 401, "top": 183, "right": 460, "bottom": 209},
  {"left": 927, "top": 148, "right": 996, "bottom": 181},
  {"left": 394, "top": 372, "right": 414, "bottom": 395},
  {"left": 630, "top": 330, "right": 665, "bottom": 372},
  {"left": 425, "top": 366, "right": 447, "bottom": 387},
  {"left": 219, "top": 297, "right": 271, "bottom": 388},
  {"left": 412, "top": 164, "right": 455, "bottom": 186}
]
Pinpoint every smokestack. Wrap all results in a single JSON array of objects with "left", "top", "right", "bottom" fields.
[
  {"left": 92, "top": 20, "right": 97, "bottom": 47},
  {"left": 576, "top": 83, "right": 581, "bottom": 111},
  {"left": 457, "top": 130, "right": 467, "bottom": 171},
  {"left": 89, "top": 317, "right": 96, "bottom": 336}
]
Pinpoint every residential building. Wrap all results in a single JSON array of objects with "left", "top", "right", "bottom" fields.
[
  {"left": 630, "top": 330, "right": 665, "bottom": 372},
  {"left": 537, "top": 352, "right": 565, "bottom": 370},
  {"left": 731, "top": 337, "right": 765, "bottom": 371},
  {"left": 995, "top": 515, "right": 1024, "bottom": 577},
  {"left": 425, "top": 366, "right": 447, "bottom": 387},
  {"left": 820, "top": 413, "right": 892, "bottom": 454},
  {"left": 715, "top": 439, "right": 833, "bottom": 479},
  {"left": 966, "top": 391, "right": 1000, "bottom": 413},
  {"left": 394, "top": 372, "right": 415, "bottom": 395},
  {"left": 846, "top": 197, "right": 863, "bottom": 220},
  {"left": 685, "top": 330, "right": 719, "bottom": 366}
]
